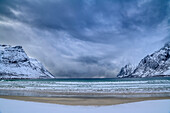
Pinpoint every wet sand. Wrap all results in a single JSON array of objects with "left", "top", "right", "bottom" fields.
[{"left": 0, "top": 95, "right": 170, "bottom": 106}]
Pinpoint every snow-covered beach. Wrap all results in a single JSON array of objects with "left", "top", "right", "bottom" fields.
[{"left": 0, "top": 98, "right": 170, "bottom": 113}]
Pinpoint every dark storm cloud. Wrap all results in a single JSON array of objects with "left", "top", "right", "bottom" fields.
[
  {"left": 0, "top": 0, "right": 169, "bottom": 77},
  {"left": 1, "top": 0, "right": 169, "bottom": 42},
  {"left": 19, "top": 1, "right": 170, "bottom": 42}
]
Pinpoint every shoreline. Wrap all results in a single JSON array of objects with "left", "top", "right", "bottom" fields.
[
  {"left": 0, "top": 95, "right": 170, "bottom": 106},
  {"left": 1, "top": 76, "right": 170, "bottom": 79},
  {"left": 0, "top": 89, "right": 170, "bottom": 98}
]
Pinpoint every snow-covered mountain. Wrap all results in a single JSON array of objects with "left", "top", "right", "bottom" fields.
[
  {"left": 0, "top": 45, "right": 54, "bottom": 79},
  {"left": 117, "top": 64, "right": 135, "bottom": 78},
  {"left": 117, "top": 43, "right": 170, "bottom": 78}
]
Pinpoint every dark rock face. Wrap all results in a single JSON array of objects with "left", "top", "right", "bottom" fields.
[
  {"left": 117, "top": 64, "right": 134, "bottom": 78},
  {"left": 0, "top": 45, "right": 54, "bottom": 79},
  {"left": 117, "top": 43, "right": 170, "bottom": 78}
]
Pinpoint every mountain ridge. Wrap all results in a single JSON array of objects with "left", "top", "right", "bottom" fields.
[
  {"left": 117, "top": 43, "right": 170, "bottom": 78},
  {"left": 0, "top": 44, "right": 54, "bottom": 79}
]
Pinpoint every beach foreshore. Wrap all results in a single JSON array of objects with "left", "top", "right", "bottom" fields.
[{"left": 0, "top": 95, "right": 170, "bottom": 106}]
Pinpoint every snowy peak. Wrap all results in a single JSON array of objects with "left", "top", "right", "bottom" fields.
[
  {"left": 0, "top": 44, "right": 54, "bottom": 79},
  {"left": 0, "top": 45, "right": 29, "bottom": 64},
  {"left": 117, "top": 64, "right": 135, "bottom": 78},
  {"left": 117, "top": 42, "right": 170, "bottom": 78}
]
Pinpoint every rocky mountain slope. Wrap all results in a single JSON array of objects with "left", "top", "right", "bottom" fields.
[
  {"left": 117, "top": 64, "right": 135, "bottom": 78},
  {"left": 117, "top": 43, "right": 170, "bottom": 78},
  {"left": 0, "top": 45, "right": 54, "bottom": 79}
]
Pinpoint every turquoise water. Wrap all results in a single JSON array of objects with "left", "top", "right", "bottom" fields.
[
  {"left": 0, "top": 77, "right": 170, "bottom": 97},
  {"left": 4, "top": 76, "right": 170, "bottom": 82}
]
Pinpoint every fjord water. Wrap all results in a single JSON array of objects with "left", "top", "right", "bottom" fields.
[{"left": 0, "top": 77, "right": 170, "bottom": 97}]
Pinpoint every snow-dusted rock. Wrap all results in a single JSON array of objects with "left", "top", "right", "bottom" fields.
[
  {"left": 117, "top": 64, "right": 135, "bottom": 78},
  {"left": 117, "top": 42, "right": 170, "bottom": 78},
  {"left": 0, "top": 45, "right": 54, "bottom": 79}
]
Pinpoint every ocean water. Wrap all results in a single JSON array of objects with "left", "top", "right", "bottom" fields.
[{"left": 0, "top": 77, "right": 170, "bottom": 97}]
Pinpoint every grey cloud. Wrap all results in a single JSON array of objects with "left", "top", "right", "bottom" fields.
[
  {"left": 74, "top": 56, "right": 99, "bottom": 64},
  {"left": 2, "top": 0, "right": 169, "bottom": 43}
]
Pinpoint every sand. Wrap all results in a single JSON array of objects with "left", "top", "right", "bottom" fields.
[{"left": 0, "top": 95, "right": 170, "bottom": 106}]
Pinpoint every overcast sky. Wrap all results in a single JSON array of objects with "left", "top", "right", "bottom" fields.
[{"left": 0, "top": 0, "right": 170, "bottom": 78}]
